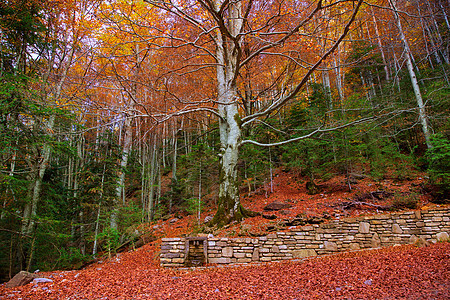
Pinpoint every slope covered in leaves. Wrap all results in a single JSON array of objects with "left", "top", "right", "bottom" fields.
[
  {"left": 1, "top": 242, "right": 448, "bottom": 299},
  {"left": 201, "top": 170, "right": 433, "bottom": 238}
]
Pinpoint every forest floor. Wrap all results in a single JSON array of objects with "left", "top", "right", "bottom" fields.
[
  {"left": 0, "top": 242, "right": 449, "bottom": 299},
  {"left": 1, "top": 170, "right": 449, "bottom": 299}
]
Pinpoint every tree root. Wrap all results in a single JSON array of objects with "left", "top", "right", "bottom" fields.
[{"left": 208, "top": 204, "right": 260, "bottom": 228}]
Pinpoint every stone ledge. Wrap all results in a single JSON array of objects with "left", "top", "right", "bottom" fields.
[{"left": 160, "top": 207, "right": 450, "bottom": 267}]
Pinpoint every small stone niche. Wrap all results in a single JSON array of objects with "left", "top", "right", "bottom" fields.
[{"left": 184, "top": 237, "right": 208, "bottom": 267}]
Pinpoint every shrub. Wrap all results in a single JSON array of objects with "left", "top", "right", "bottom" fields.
[
  {"left": 57, "top": 247, "right": 91, "bottom": 270},
  {"left": 98, "top": 227, "right": 120, "bottom": 258}
]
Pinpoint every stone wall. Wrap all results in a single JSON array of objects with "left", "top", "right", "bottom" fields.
[{"left": 160, "top": 207, "right": 450, "bottom": 267}]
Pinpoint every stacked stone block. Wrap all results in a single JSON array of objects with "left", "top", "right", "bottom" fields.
[
  {"left": 160, "top": 207, "right": 450, "bottom": 267},
  {"left": 160, "top": 238, "right": 185, "bottom": 267}
]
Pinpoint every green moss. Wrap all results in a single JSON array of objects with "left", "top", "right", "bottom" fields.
[
  {"left": 209, "top": 193, "right": 259, "bottom": 228},
  {"left": 234, "top": 113, "right": 242, "bottom": 128}
]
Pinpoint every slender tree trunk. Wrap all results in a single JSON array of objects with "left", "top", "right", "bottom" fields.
[
  {"left": 269, "top": 147, "right": 273, "bottom": 194},
  {"left": 390, "top": 0, "right": 432, "bottom": 149},
  {"left": 111, "top": 42, "right": 142, "bottom": 229},
  {"left": 140, "top": 143, "right": 148, "bottom": 221},
  {"left": 2, "top": 149, "right": 17, "bottom": 220},
  {"left": 148, "top": 143, "right": 157, "bottom": 220},
  {"left": 74, "top": 134, "right": 85, "bottom": 255},
  {"left": 111, "top": 116, "right": 132, "bottom": 229},
  {"left": 170, "top": 127, "right": 178, "bottom": 214},
  {"left": 197, "top": 161, "right": 202, "bottom": 225},
  {"left": 439, "top": 1, "right": 450, "bottom": 32},
  {"left": 334, "top": 56, "right": 344, "bottom": 101},
  {"left": 162, "top": 122, "right": 166, "bottom": 169},
  {"left": 93, "top": 164, "right": 106, "bottom": 257},
  {"left": 371, "top": 7, "right": 390, "bottom": 82},
  {"left": 322, "top": 70, "right": 332, "bottom": 102},
  {"left": 26, "top": 236, "right": 36, "bottom": 272},
  {"left": 157, "top": 160, "right": 162, "bottom": 206},
  {"left": 392, "top": 49, "right": 402, "bottom": 92},
  {"left": 22, "top": 115, "right": 55, "bottom": 235}
]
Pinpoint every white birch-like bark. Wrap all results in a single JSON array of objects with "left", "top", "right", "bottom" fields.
[
  {"left": 334, "top": 55, "right": 344, "bottom": 101},
  {"left": 439, "top": 1, "right": 450, "bottom": 32},
  {"left": 371, "top": 7, "right": 390, "bottom": 82},
  {"left": 212, "top": 0, "right": 246, "bottom": 224},
  {"left": 157, "top": 163, "right": 162, "bottom": 206},
  {"left": 93, "top": 164, "right": 107, "bottom": 257},
  {"left": 389, "top": 0, "right": 432, "bottom": 149},
  {"left": 198, "top": 161, "right": 202, "bottom": 225},
  {"left": 110, "top": 116, "right": 132, "bottom": 229},
  {"left": 148, "top": 143, "right": 157, "bottom": 220},
  {"left": 74, "top": 134, "right": 85, "bottom": 255},
  {"left": 140, "top": 143, "right": 148, "bottom": 221},
  {"left": 170, "top": 126, "right": 178, "bottom": 214},
  {"left": 1, "top": 150, "right": 17, "bottom": 220}
]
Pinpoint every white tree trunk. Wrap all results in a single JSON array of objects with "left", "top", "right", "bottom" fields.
[
  {"left": 74, "top": 134, "right": 85, "bottom": 255},
  {"left": 390, "top": 0, "right": 432, "bottom": 149},
  {"left": 212, "top": 1, "right": 247, "bottom": 225},
  {"left": 197, "top": 161, "right": 202, "bottom": 225},
  {"left": 93, "top": 164, "right": 106, "bottom": 257},
  {"left": 148, "top": 143, "right": 157, "bottom": 220},
  {"left": 2, "top": 148, "right": 17, "bottom": 220},
  {"left": 371, "top": 7, "right": 390, "bottom": 82},
  {"left": 170, "top": 127, "right": 178, "bottom": 214},
  {"left": 111, "top": 116, "right": 132, "bottom": 230}
]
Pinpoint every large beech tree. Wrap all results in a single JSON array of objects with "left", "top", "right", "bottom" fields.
[{"left": 139, "top": 0, "right": 365, "bottom": 226}]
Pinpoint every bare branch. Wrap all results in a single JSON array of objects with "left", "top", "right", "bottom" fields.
[
  {"left": 239, "top": 114, "right": 376, "bottom": 148},
  {"left": 238, "top": 1, "right": 323, "bottom": 71},
  {"left": 241, "top": 0, "right": 364, "bottom": 127}
]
